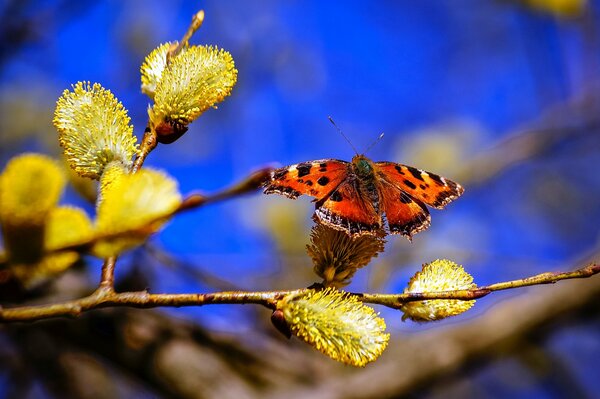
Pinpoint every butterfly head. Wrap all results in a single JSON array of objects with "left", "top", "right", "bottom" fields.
[{"left": 352, "top": 154, "right": 375, "bottom": 179}]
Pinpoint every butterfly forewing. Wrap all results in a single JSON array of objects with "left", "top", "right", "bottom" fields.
[
  {"left": 264, "top": 159, "right": 349, "bottom": 199},
  {"left": 375, "top": 162, "right": 464, "bottom": 209}
]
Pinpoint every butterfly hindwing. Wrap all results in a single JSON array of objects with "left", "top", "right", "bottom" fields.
[
  {"left": 264, "top": 159, "right": 349, "bottom": 200},
  {"left": 314, "top": 178, "right": 382, "bottom": 236},
  {"left": 377, "top": 180, "right": 431, "bottom": 239},
  {"left": 375, "top": 162, "right": 464, "bottom": 209}
]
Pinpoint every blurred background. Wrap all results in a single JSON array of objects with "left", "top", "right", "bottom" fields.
[{"left": 1, "top": 0, "right": 600, "bottom": 398}]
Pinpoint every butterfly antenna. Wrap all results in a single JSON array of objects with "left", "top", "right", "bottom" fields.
[
  {"left": 328, "top": 116, "right": 359, "bottom": 155},
  {"left": 364, "top": 132, "right": 385, "bottom": 155}
]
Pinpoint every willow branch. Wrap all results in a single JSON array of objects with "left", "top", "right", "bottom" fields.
[
  {"left": 131, "top": 125, "right": 158, "bottom": 173},
  {"left": 98, "top": 257, "right": 116, "bottom": 291},
  {"left": 42, "top": 166, "right": 273, "bottom": 257},
  {"left": 1, "top": 263, "right": 597, "bottom": 323},
  {"left": 361, "top": 262, "right": 600, "bottom": 308},
  {"left": 168, "top": 10, "right": 204, "bottom": 60}
]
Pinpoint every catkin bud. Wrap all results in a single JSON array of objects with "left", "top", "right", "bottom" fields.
[
  {"left": 401, "top": 259, "right": 476, "bottom": 322},
  {"left": 147, "top": 45, "right": 237, "bottom": 144},
  {"left": 278, "top": 288, "right": 389, "bottom": 366},
  {"left": 54, "top": 82, "right": 138, "bottom": 179},
  {"left": 307, "top": 224, "right": 385, "bottom": 287},
  {"left": 94, "top": 168, "right": 182, "bottom": 257}
]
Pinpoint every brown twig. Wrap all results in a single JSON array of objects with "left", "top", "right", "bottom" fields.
[
  {"left": 131, "top": 125, "right": 157, "bottom": 173},
  {"left": 1, "top": 263, "right": 597, "bottom": 323},
  {"left": 98, "top": 257, "right": 116, "bottom": 292},
  {"left": 41, "top": 166, "right": 273, "bottom": 257},
  {"left": 360, "top": 262, "right": 600, "bottom": 308}
]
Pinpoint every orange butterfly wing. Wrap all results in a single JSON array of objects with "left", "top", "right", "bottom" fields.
[
  {"left": 263, "top": 159, "right": 349, "bottom": 200},
  {"left": 376, "top": 180, "right": 431, "bottom": 239},
  {"left": 314, "top": 178, "right": 382, "bottom": 236},
  {"left": 375, "top": 162, "right": 464, "bottom": 209}
]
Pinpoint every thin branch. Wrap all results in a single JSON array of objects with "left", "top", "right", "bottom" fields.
[
  {"left": 0, "top": 289, "right": 291, "bottom": 322},
  {"left": 98, "top": 257, "right": 116, "bottom": 292},
  {"left": 1, "top": 263, "right": 597, "bottom": 323},
  {"left": 41, "top": 166, "right": 273, "bottom": 257},
  {"left": 131, "top": 125, "right": 157, "bottom": 173},
  {"left": 361, "top": 262, "right": 600, "bottom": 308},
  {"left": 168, "top": 10, "right": 204, "bottom": 60}
]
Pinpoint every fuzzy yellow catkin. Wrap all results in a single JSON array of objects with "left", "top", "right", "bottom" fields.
[
  {"left": 401, "top": 259, "right": 476, "bottom": 322},
  {"left": 93, "top": 168, "right": 182, "bottom": 257},
  {"left": 307, "top": 223, "right": 385, "bottom": 287},
  {"left": 0, "top": 154, "right": 66, "bottom": 263},
  {"left": 12, "top": 206, "right": 92, "bottom": 288},
  {"left": 148, "top": 44, "right": 237, "bottom": 143},
  {"left": 279, "top": 288, "right": 389, "bottom": 367},
  {"left": 53, "top": 82, "right": 138, "bottom": 179},
  {"left": 45, "top": 206, "right": 94, "bottom": 251}
]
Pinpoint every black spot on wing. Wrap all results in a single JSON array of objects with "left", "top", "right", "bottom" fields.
[
  {"left": 399, "top": 192, "right": 413, "bottom": 204},
  {"left": 403, "top": 179, "right": 417, "bottom": 190},
  {"left": 428, "top": 173, "right": 445, "bottom": 187},
  {"left": 296, "top": 163, "right": 312, "bottom": 178},
  {"left": 394, "top": 165, "right": 405, "bottom": 175},
  {"left": 317, "top": 176, "right": 330, "bottom": 186},
  {"left": 407, "top": 166, "right": 424, "bottom": 181},
  {"left": 330, "top": 191, "right": 343, "bottom": 202},
  {"left": 272, "top": 168, "right": 288, "bottom": 180}
]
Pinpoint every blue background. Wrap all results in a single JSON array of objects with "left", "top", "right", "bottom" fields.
[{"left": 1, "top": 1, "right": 600, "bottom": 397}]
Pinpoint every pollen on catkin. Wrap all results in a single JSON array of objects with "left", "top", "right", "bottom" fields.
[
  {"left": 94, "top": 168, "right": 182, "bottom": 257},
  {"left": 307, "top": 224, "right": 385, "bottom": 287},
  {"left": 53, "top": 82, "right": 139, "bottom": 179},
  {"left": 401, "top": 259, "right": 476, "bottom": 322},
  {"left": 278, "top": 288, "right": 389, "bottom": 367},
  {"left": 140, "top": 42, "right": 175, "bottom": 98},
  {"left": 148, "top": 45, "right": 237, "bottom": 143}
]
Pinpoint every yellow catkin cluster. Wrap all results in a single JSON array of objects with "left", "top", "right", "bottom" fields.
[
  {"left": 401, "top": 259, "right": 476, "bottom": 322},
  {"left": 0, "top": 154, "right": 93, "bottom": 286},
  {"left": 53, "top": 82, "right": 139, "bottom": 179},
  {"left": 146, "top": 44, "right": 237, "bottom": 141},
  {"left": 0, "top": 154, "right": 65, "bottom": 226},
  {"left": 12, "top": 206, "right": 94, "bottom": 288},
  {"left": 279, "top": 288, "right": 389, "bottom": 367},
  {"left": 0, "top": 154, "right": 65, "bottom": 263},
  {"left": 94, "top": 168, "right": 182, "bottom": 257},
  {"left": 307, "top": 224, "right": 385, "bottom": 287}
]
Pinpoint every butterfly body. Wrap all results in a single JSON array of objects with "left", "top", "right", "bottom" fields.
[{"left": 264, "top": 154, "right": 464, "bottom": 239}]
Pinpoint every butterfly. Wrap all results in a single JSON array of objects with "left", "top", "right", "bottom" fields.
[{"left": 263, "top": 155, "right": 464, "bottom": 239}]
